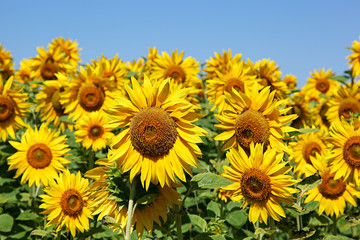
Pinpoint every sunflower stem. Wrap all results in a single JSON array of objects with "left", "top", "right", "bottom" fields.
[
  {"left": 125, "top": 178, "right": 137, "bottom": 240},
  {"left": 88, "top": 149, "right": 95, "bottom": 170},
  {"left": 296, "top": 193, "right": 303, "bottom": 231},
  {"left": 175, "top": 207, "right": 183, "bottom": 240},
  {"left": 269, "top": 218, "right": 276, "bottom": 240},
  {"left": 332, "top": 215, "right": 338, "bottom": 235}
]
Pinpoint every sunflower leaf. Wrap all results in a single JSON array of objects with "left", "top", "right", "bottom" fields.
[
  {"left": 329, "top": 75, "right": 349, "bottom": 85},
  {"left": 0, "top": 214, "right": 13, "bottom": 232},
  {"left": 286, "top": 128, "right": 319, "bottom": 137},
  {"left": 188, "top": 213, "right": 208, "bottom": 232},
  {"left": 190, "top": 172, "right": 232, "bottom": 190},
  {"left": 136, "top": 194, "right": 158, "bottom": 205}
]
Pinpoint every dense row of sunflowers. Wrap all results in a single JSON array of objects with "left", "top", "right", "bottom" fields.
[{"left": 0, "top": 36, "right": 360, "bottom": 240}]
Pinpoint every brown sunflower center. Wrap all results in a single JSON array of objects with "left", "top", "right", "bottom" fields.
[
  {"left": 318, "top": 172, "right": 346, "bottom": 200},
  {"left": 343, "top": 136, "right": 360, "bottom": 168},
  {"left": 241, "top": 168, "right": 271, "bottom": 202},
  {"left": 51, "top": 88, "right": 65, "bottom": 116},
  {"left": 0, "top": 96, "right": 15, "bottom": 122},
  {"left": 41, "top": 58, "right": 59, "bottom": 80},
  {"left": 234, "top": 109, "right": 270, "bottom": 152},
  {"left": 224, "top": 78, "right": 244, "bottom": 92},
  {"left": 303, "top": 142, "right": 321, "bottom": 164},
  {"left": 130, "top": 107, "right": 177, "bottom": 157},
  {"left": 315, "top": 79, "right": 330, "bottom": 93},
  {"left": 166, "top": 66, "right": 186, "bottom": 83},
  {"left": 89, "top": 125, "right": 104, "bottom": 139},
  {"left": 60, "top": 189, "right": 84, "bottom": 217},
  {"left": 26, "top": 143, "right": 52, "bottom": 169},
  {"left": 78, "top": 84, "right": 105, "bottom": 112},
  {"left": 339, "top": 98, "right": 360, "bottom": 119}
]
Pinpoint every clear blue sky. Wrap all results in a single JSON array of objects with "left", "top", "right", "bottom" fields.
[{"left": 1, "top": 1, "right": 359, "bottom": 88}]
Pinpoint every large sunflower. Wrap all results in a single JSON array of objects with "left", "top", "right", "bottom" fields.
[
  {"left": 220, "top": 143, "right": 298, "bottom": 224},
  {"left": 214, "top": 82, "right": 297, "bottom": 154},
  {"left": 7, "top": 124, "right": 70, "bottom": 187},
  {"left": 304, "top": 153, "right": 360, "bottom": 217},
  {"left": 302, "top": 68, "right": 339, "bottom": 97},
  {"left": 40, "top": 169, "right": 93, "bottom": 237},
  {"left": 346, "top": 36, "right": 360, "bottom": 78},
  {"left": 105, "top": 75, "right": 207, "bottom": 189},
  {"left": 75, "top": 111, "right": 115, "bottom": 151},
  {"left": 327, "top": 119, "right": 360, "bottom": 186},
  {"left": 0, "top": 76, "right": 31, "bottom": 141},
  {"left": 0, "top": 44, "right": 14, "bottom": 80},
  {"left": 206, "top": 60, "right": 258, "bottom": 113}
]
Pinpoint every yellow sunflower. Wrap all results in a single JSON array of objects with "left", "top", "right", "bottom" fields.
[
  {"left": 206, "top": 60, "right": 258, "bottom": 113},
  {"left": 48, "top": 37, "right": 82, "bottom": 68},
  {"left": 0, "top": 44, "right": 14, "bottom": 80},
  {"left": 85, "top": 160, "right": 180, "bottom": 238},
  {"left": 304, "top": 153, "right": 360, "bottom": 217},
  {"left": 35, "top": 73, "right": 74, "bottom": 132},
  {"left": 214, "top": 82, "right": 297, "bottom": 154},
  {"left": 14, "top": 59, "right": 34, "bottom": 86},
  {"left": 40, "top": 169, "right": 93, "bottom": 237},
  {"left": 105, "top": 75, "right": 207, "bottom": 189},
  {"left": 286, "top": 93, "right": 312, "bottom": 129},
  {"left": 203, "top": 49, "right": 242, "bottom": 80},
  {"left": 346, "top": 36, "right": 360, "bottom": 78},
  {"left": 327, "top": 119, "right": 360, "bottom": 186},
  {"left": 0, "top": 76, "right": 31, "bottom": 141},
  {"left": 126, "top": 57, "right": 145, "bottom": 80},
  {"left": 289, "top": 128, "right": 329, "bottom": 178},
  {"left": 326, "top": 83, "right": 360, "bottom": 123},
  {"left": 302, "top": 68, "right": 339, "bottom": 97},
  {"left": 282, "top": 74, "right": 297, "bottom": 90},
  {"left": 144, "top": 47, "right": 160, "bottom": 71},
  {"left": 220, "top": 143, "right": 298, "bottom": 224},
  {"left": 75, "top": 111, "right": 115, "bottom": 151},
  {"left": 7, "top": 124, "right": 70, "bottom": 187}
]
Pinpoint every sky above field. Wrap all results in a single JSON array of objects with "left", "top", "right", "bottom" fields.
[{"left": 1, "top": 1, "right": 359, "bottom": 88}]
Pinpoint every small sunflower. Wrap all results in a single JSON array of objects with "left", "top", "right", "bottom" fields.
[
  {"left": 75, "top": 111, "right": 115, "bottom": 151},
  {"left": 282, "top": 74, "right": 297, "bottom": 90},
  {"left": 286, "top": 93, "right": 312, "bottom": 129},
  {"left": 144, "top": 47, "right": 160, "bottom": 71},
  {"left": 40, "top": 169, "right": 93, "bottom": 237},
  {"left": 7, "top": 124, "right": 70, "bottom": 187},
  {"left": 289, "top": 128, "right": 328, "bottom": 178},
  {"left": 214, "top": 82, "right": 297, "bottom": 154},
  {"left": 48, "top": 37, "right": 82, "bottom": 68},
  {"left": 206, "top": 60, "right": 258, "bottom": 113},
  {"left": 14, "top": 59, "right": 34, "bottom": 86},
  {"left": 220, "top": 143, "right": 298, "bottom": 224},
  {"left": 0, "top": 76, "right": 31, "bottom": 141},
  {"left": 106, "top": 75, "right": 207, "bottom": 189},
  {"left": 304, "top": 153, "right": 360, "bottom": 217},
  {"left": 0, "top": 44, "right": 14, "bottom": 80},
  {"left": 126, "top": 58, "right": 145, "bottom": 80},
  {"left": 346, "top": 36, "right": 360, "bottom": 78},
  {"left": 302, "top": 68, "right": 339, "bottom": 97}
]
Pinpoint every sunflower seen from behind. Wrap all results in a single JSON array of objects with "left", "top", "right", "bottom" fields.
[
  {"left": 220, "top": 143, "right": 298, "bottom": 224},
  {"left": 346, "top": 36, "right": 360, "bottom": 78},
  {"left": 106, "top": 75, "right": 207, "bottom": 189},
  {"left": 7, "top": 124, "right": 70, "bottom": 187},
  {"left": 40, "top": 169, "right": 93, "bottom": 237},
  {"left": 0, "top": 44, "right": 14, "bottom": 80}
]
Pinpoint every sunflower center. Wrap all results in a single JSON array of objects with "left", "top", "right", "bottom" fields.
[
  {"left": 343, "top": 136, "right": 360, "bottom": 168},
  {"left": 26, "top": 143, "right": 52, "bottom": 169},
  {"left": 51, "top": 88, "right": 65, "bottom": 116},
  {"left": 89, "top": 125, "right": 104, "bottom": 139},
  {"left": 315, "top": 79, "right": 330, "bottom": 93},
  {"left": 130, "top": 107, "right": 177, "bottom": 157},
  {"left": 60, "top": 189, "right": 84, "bottom": 217},
  {"left": 224, "top": 78, "right": 244, "bottom": 92},
  {"left": 0, "top": 96, "right": 15, "bottom": 122},
  {"left": 303, "top": 142, "right": 321, "bottom": 164},
  {"left": 318, "top": 172, "right": 346, "bottom": 200},
  {"left": 339, "top": 98, "right": 360, "bottom": 119},
  {"left": 166, "top": 66, "right": 186, "bottom": 83},
  {"left": 234, "top": 109, "right": 270, "bottom": 151},
  {"left": 78, "top": 84, "right": 105, "bottom": 112},
  {"left": 41, "top": 58, "right": 59, "bottom": 80},
  {"left": 241, "top": 168, "right": 271, "bottom": 202}
]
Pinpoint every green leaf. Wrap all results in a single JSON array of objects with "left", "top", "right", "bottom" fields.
[
  {"left": 136, "top": 194, "right": 158, "bottom": 205},
  {"left": 16, "top": 210, "right": 40, "bottom": 221},
  {"left": 207, "top": 201, "right": 221, "bottom": 217},
  {"left": 225, "top": 210, "right": 247, "bottom": 229},
  {"left": 254, "top": 228, "right": 275, "bottom": 235},
  {"left": 8, "top": 231, "right": 27, "bottom": 239},
  {"left": 287, "top": 128, "right": 319, "bottom": 137},
  {"left": 329, "top": 75, "right": 349, "bottom": 84},
  {"left": 30, "top": 229, "right": 56, "bottom": 237},
  {"left": 191, "top": 172, "right": 232, "bottom": 190},
  {"left": 0, "top": 214, "right": 14, "bottom": 232},
  {"left": 323, "top": 235, "right": 354, "bottom": 240},
  {"left": 188, "top": 213, "right": 208, "bottom": 232},
  {"left": 58, "top": 115, "right": 74, "bottom": 124}
]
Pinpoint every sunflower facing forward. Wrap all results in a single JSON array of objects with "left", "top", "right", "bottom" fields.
[
  {"left": 105, "top": 75, "right": 207, "bottom": 189},
  {"left": 220, "top": 143, "right": 298, "bottom": 224}
]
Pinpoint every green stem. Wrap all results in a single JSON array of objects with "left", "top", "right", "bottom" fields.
[
  {"left": 88, "top": 150, "right": 95, "bottom": 170},
  {"left": 332, "top": 215, "right": 338, "bottom": 235},
  {"left": 296, "top": 193, "right": 303, "bottom": 231},
  {"left": 125, "top": 178, "right": 137, "bottom": 240},
  {"left": 269, "top": 218, "right": 276, "bottom": 240},
  {"left": 175, "top": 209, "right": 183, "bottom": 240}
]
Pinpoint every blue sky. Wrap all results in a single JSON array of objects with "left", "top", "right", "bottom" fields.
[{"left": 1, "top": 1, "right": 359, "bottom": 87}]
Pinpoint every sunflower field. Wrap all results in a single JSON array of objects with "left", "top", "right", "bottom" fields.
[{"left": 0, "top": 36, "right": 360, "bottom": 240}]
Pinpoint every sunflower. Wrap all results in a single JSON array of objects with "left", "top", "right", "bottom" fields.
[
  {"left": 286, "top": 93, "right": 312, "bottom": 129},
  {"left": 7, "top": 124, "right": 70, "bottom": 187},
  {"left": 289, "top": 128, "right": 329, "bottom": 178},
  {"left": 304, "top": 153, "right": 360, "bottom": 217},
  {"left": 346, "top": 36, "right": 360, "bottom": 78},
  {"left": 220, "top": 143, "right": 298, "bottom": 224},
  {"left": 85, "top": 160, "right": 181, "bottom": 238},
  {"left": 0, "top": 76, "right": 31, "bottom": 141},
  {"left": 302, "top": 68, "right": 339, "bottom": 97},
  {"left": 0, "top": 44, "right": 14, "bottom": 80},
  {"left": 327, "top": 119, "right": 360, "bottom": 186},
  {"left": 14, "top": 59, "right": 34, "bottom": 86},
  {"left": 144, "top": 47, "right": 160, "bottom": 71},
  {"left": 206, "top": 60, "right": 258, "bottom": 113},
  {"left": 105, "top": 75, "right": 207, "bottom": 189},
  {"left": 35, "top": 73, "right": 74, "bottom": 132},
  {"left": 75, "top": 111, "right": 115, "bottom": 151},
  {"left": 282, "top": 74, "right": 297, "bottom": 90},
  {"left": 203, "top": 49, "right": 242, "bottom": 80},
  {"left": 48, "top": 37, "right": 82, "bottom": 68},
  {"left": 326, "top": 83, "right": 360, "bottom": 123},
  {"left": 39, "top": 169, "right": 93, "bottom": 237},
  {"left": 126, "top": 57, "right": 145, "bottom": 80},
  {"left": 60, "top": 64, "right": 119, "bottom": 122},
  {"left": 214, "top": 82, "right": 297, "bottom": 154}
]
